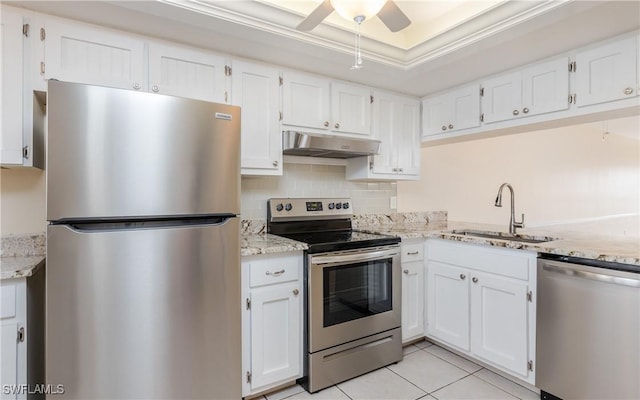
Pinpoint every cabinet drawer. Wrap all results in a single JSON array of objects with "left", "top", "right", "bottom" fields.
[
  {"left": 427, "top": 240, "right": 533, "bottom": 281},
  {"left": 249, "top": 255, "right": 299, "bottom": 288},
  {"left": 401, "top": 243, "right": 424, "bottom": 262},
  {"left": 0, "top": 282, "right": 16, "bottom": 319}
]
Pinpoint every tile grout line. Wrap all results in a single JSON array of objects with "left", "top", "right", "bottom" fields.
[{"left": 471, "top": 370, "right": 534, "bottom": 400}]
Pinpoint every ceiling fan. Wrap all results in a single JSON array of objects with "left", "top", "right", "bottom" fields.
[{"left": 296, "top": 0, "right": 411, "bottom": 32}]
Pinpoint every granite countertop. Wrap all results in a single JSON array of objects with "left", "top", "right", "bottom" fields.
[
  {"left": 357, "top": 217, "right": 640, "bottom": 266},
  {"left": 241, "top": 233, "right": 308, "bottom": 256},
  {"left": 1, "top": 232, "right": 47, "bottom": 280}
]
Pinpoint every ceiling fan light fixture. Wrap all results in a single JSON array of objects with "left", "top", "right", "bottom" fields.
[{"left": 330, "top": 0, "right": 386, "bottom": 22}]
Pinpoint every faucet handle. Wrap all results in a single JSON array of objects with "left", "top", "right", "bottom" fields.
[{"left": 515, "top": 213, "right": 525, "bottom": 229}]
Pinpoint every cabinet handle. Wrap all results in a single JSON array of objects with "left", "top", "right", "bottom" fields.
[
  {"left": 406, "top": 251, "right": 419, "bottom": 255},
  {"left": 522, "top": 107, "right": 529, "bottom": 114},
  {"left": 472, "top": 277, "right": 478, "bottom": 283},
  {"left": 334, "top": 123, "right": 340, "bottom": 129},
  {"left": 512, "top": 109, "right": 520, "bottom": 116},
  {"left": 132, "top": 83, "right": 141, "bottom": 90},
  {"left": 441, "top": 125, "right": 447, "bottom": 131},
  {"left": 460, "top": 274, "right": 466, "bottom": 280},
  {"left": 392, "top": 168, "right": 398, "bottom": 172},
  {"left": 448, "top": 124, "right": 454, "bottom": 129},
  {"left": 151, "top": 85, "right": 159, "bottom": 93},
  {"left": 323, "top": 121, "right": 330, "bottom": 127},
  {"left": 398, "top": 168, "right": 404, "bottom": 172},
  {"left": 403, "top": 269, "right": 409, "bottom": 274},
  {"left": 272, "top": 160, "right": 279, "bottom": 167},
  {"left": 266, "top": 269, "right": 285, "bottom": 276},
  {"left": 293, "top": 289, "right": 299, "bottom": 296},
  {"left": 624, "top": 87, "right": 634, "bottom": 95}
]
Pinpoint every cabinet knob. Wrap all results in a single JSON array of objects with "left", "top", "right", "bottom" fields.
[
  {"left": 293, "top": 289, "right": 299, "bottom": 296},
  {"left": 334, "top": 123, "right": 340, "bottom": 129},
  {"left": 392, "top": 168, "right": 398, "bottom": 172},
  {"left": 323, "top": 121, "right": 330, "bottom": 127},
  {"left": 272, "top": 160, "right": 279, "bottom": 167},
  {"left": 522, "top": 107, "right": 529, "bottom": 114},
  {"left": 460, "top": 274, "right": 466, "bottom": 280},
  {"left": 152, "top": 85, "right": 159, "bottom": 93},
  {"left": 472, "top": 277, "right": 478, "bottom": 283},
  {"left": 398, "top": 168, "right": 404, "bottom": 172},
  {"left": 512, "top": 109, "right": 520, "bottom": 116},
  {"left": 403, "top": 269, "right": 409, "bottom": 274},
  {"left": 624, "top": 87, "right": 634, "bottom": 95},
  {"left": 441, "top": 125, "right": 447, "bottom": 131},
  {"left": 448, "top": 124, "right": 454, "bottom": 129},
  {"left": 132, "top": 83, "right": 141, "bottom": 90}
]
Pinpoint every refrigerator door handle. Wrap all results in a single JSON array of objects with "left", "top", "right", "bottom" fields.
[{"left": 60, "top": 215, "right": 238, "bottom": 232}]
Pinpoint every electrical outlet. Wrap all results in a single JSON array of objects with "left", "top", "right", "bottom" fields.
[{"left": 390, "top": 196, "right": 397, "bottom": 209}]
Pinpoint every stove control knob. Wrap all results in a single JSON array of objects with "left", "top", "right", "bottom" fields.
[
  {"left": 335, "top": 203, "right": 342, "bottom": 209},
  {"left": 276, "top": 203, "right": 284, "bottom": 212},
  {"left": 342, "top": 202, "right": 350, "bottom": 209},
  {"left": 328, "top": 202, "right": 335, "bottom": 210},
  {"left": 285, "top": 203, "right": 293, "bottom": 211}
]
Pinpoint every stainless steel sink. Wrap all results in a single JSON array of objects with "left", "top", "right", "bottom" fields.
[{"left": 450, "top": 229, "right": 560, "bottom": 244}]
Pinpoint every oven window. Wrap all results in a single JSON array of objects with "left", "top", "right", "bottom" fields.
[{"left": 323, "top": 258, "right": 393, "bottom": 327}]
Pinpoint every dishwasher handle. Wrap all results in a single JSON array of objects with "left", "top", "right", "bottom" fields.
[{"left": 542, "top": 260, "right": 640, "bottom": 288}]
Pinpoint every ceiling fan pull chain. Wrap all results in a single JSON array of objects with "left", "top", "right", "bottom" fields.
[{"left": 351, "top": 18, "right": 363, "bottom": 70}]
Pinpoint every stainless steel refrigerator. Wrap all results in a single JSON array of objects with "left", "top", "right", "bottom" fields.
[{"left": 46, "top": 81, "right": 241, "bottom": 399}]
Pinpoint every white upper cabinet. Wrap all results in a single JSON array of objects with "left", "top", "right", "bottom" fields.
[
  {"left": 281, "top": 70, "right": 330, "bottom": 130},
  {"left": 148, "top": 42, "right": 227, "bottom": 103},
  {"left": 44, "top": 18, "right": 145, "bottom": 91},
  {"left": 346, "top": 91, "right": 420, "bottom": 181},
  {"left": 281, "top": 71, "right": 372, "bottom": 136},
  {"left": 575, "top": 36, "right": 638, "bottom": 107},
  {"left": 1, "top": 9, "right": 25, "bottom": 165},
  {"left": 231, "top": 60, "right": 282, "bottom": 176},
  {"left": 482, "top": 57, "right": 569, "bottom": 124},
  {"left": 422, "top": 84, "right": 480, "bottom": 137},
  {"left": 330, "top": 82, "right": 371, "bottom": 135}
]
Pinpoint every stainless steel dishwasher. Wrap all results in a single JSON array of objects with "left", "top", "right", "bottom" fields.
[{"left": 536, "top": 255, "right": 640, "bottom": 400}]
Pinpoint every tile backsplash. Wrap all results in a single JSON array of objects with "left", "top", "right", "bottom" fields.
[{"left": 241, "top": 163, "right": 397, "bottom": 219}]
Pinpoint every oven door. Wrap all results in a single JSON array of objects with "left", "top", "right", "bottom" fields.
[{"left": 308, "top": 245, "right": 401, "bottom": 353}]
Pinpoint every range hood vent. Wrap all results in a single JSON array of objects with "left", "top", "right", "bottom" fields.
[{"left": 282, "top": 131, "right": 380, "bottom": 159}]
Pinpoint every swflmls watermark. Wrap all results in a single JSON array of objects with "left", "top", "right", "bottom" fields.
[{"left": 2, "top": 384, "right": 65, "bottom": 396}]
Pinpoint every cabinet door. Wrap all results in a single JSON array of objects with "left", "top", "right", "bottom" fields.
[
  {"left": 449, "top": 84, "right": 480, "bottom": 131},
  {"left": 370, "top": 93, "right": 396, "bottom": 174},
  {"left": 422, "top": 92, "right": 449, "bottom": 137},
  {"left": 148, "top": 43, "right": 227, "bottom": 103},
  {"left": 1, "top": 323, "right": 18, "bottom": 399},
  {"left": 44, "top": 19, "right": 145, "bottom": 91},
  {"left": 522, "top": 57, "right": 569, "bottom": 116},
  {"left": 426, "top": 261, "right": 470, "bottom": 351},
  {"left": 470, "top": 272, "right": 529, "bottom": 377},
  {"left": 250, "top": 282, "right": 301, "bottom": 390},
  {"left": 0, "top": 9, "right": 24, "bottom": 165},
  {"left": 281, "top": 71, "right": 330, "bottom": 130},
  {"left": 401, "top": 261, "right": 424, "bottom": 342},
  {"left": 395, "top": 97, "right": 420, "bottom": 176},
  {"left": 481, "top": 71, "right": 522, "bottom": 123},
  {"left": 331, "top": 82, "right": 371, "bottom": 135},
  {"left": 232, "top": 60, "right": 282, "bottom": 175},
  {"left": 575, "top": 36, "right": 638, "bottom": 107}
]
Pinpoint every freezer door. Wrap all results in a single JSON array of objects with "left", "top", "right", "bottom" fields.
[
  {"left": 46, "top": 218, "right": 241, "bottom": 399},
  {"left": 47, "top": 81, "right": 240, "bottom": 221}
]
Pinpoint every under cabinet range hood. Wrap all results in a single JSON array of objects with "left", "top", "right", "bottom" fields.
[{"left": 283, "top": 131, "right": 381, "bottom": 159}]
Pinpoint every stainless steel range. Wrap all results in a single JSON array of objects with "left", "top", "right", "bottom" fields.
[{"left": 267, "top": 198, "right": 403, "bottom": 393}]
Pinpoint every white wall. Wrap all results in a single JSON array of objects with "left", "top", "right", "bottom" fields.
[
  {"left": 398, "top": 121, "right": 640, "bottom": 227},
  {"left": 0, "top": 168, "right": 46, "bottom": 234}
]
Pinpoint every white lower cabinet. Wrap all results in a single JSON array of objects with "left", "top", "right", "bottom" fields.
[
  {"left": 400, "top": 240, "right": 425, "bottom": 343},
  {"left": 241, "top": 252, "right": 303, "bottom": 397},
  {"left": 425, "top": 239, "right": 537, "bottom": 384}
]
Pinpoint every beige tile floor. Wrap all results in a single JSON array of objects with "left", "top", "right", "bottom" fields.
[{"left": 261, "top": 340, "right": 539, "bottom": 400}]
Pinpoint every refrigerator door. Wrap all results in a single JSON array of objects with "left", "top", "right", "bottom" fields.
[
  {"left": 46, "top": 218, "right": 241, "bottom": 399},
  {"left": 47, "top": 81, "right": 240, "bottom": 221}
]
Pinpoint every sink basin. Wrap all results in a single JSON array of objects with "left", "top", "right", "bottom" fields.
[{"left": 450, "top": 229, "right": 560, "bottom": 244}]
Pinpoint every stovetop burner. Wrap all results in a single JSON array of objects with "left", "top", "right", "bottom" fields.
[{"left": 267, "top": 198, "right": 400, "bottom": 253}]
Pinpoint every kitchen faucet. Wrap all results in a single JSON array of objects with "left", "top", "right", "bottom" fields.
[{"left": 494, "top": 183, "right": 525, "bottom": 234}]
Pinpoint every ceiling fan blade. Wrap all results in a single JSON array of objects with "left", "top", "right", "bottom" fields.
[
  {"left": 296, "top": 0, "right": 334, "bottom": 31},
  {"left": 377, "top": 1, "right": 411, "bottom": 32}
]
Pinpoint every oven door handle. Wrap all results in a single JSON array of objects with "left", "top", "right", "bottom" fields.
[{"left": 310, "top": 248, "right": 398, "bottom": 266}]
